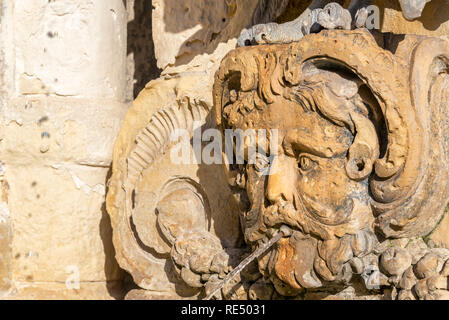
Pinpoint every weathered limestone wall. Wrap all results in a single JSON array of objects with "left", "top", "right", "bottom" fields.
[
  {"left": 152, "top": 0, "right": 262, "bottom": 69},
  {"left": 0, "top": 0, "right": 129, "bottom": 299},
  {"left": 0, "top": 0, "right": 264, "bottom": 300},
  {"left": 375, "top": 0, "right": 449, "bottom": 36}
]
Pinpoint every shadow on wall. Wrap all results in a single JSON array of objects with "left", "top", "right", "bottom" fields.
[
  {"left": 125, "top": 0, "right": 336, "bottom": 79},
  {"left": 158, "top": 0, "right": 354, "bottom": 68},
  {"left": 158, "top": 0, "right": 312, "bottom": 68},
  {"left": 127, "top": 0, "right": 161, "bottom": 99},
  {"left": 159, "top": 0, "right": 233, "bottom": 67}
]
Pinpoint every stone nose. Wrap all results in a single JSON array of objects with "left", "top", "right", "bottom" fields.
[{"left": 266, "top": 155, "right": 297, "bottom": 204}]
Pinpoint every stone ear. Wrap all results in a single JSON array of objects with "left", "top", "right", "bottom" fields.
[
  {"left": 345, "top": 112, "right": 380, "bottom": 181},
  {"left": 345, "top": 141, "right": 375, "bottom": 181}
]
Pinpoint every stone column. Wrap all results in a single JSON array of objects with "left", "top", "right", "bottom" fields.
[{"left": 0, "top": 0, "right": 128, "bottom": 299}]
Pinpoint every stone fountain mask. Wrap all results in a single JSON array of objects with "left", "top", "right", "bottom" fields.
[
  {"left": 214, "top": 29, "right": 449, "bottom": 295},
  {"left": 216, "top": 55, "right": 379, "bottom": 293}
]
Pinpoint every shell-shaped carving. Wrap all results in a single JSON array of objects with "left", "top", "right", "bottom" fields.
[
  {"left": 107, "top": 78, "right": 216, "bottom": 292},
  {"left": 126, "top": 100, "right": 209, "bottom": 187}
]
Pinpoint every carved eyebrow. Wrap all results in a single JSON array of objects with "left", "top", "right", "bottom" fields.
[
  {"left": 282, "top": 125, "right": 352, "bottom": 159},
  {"left": 283, "top": 132, "right": 333, "bottom": 158}
]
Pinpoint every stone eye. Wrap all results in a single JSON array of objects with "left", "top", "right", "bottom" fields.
[
  {"left": 298, "top": 155, "right": 314, "bottom": 171},
  {"left": 254, "top": 154, "right": 271, "bottom": 173}
]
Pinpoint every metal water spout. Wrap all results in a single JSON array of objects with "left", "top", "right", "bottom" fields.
[{"left": 204, "top": 225, "right": 292, "bottom": 300}]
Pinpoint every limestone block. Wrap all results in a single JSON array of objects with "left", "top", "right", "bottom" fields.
[
  {"left": 0, "top": 0, "right": 15, "bottom": 99},
  {"left": 0, "top": 0, "right": 130, "bottom": 300},
  {"left": 12, "top": 0, "right": 127, "bottom": 100},
  {"left": 0, "top": 0, "right": 14, "bottom": 297},
  {"left": 0, "top": 97, "right": 128, "bottom": 166},
  {"left": 374, "top": 0, "right": 449, "bottom": 36},
  {"left": 0, "top": 96, "right": 128, "bottom": 296},
  {"left": 5, "top": 164, "right": 122, "bottom": 283},
  {"left": 0, "top": 178, "right": 12, "bottom": 296},
  {"left": 152, "top": 0, "right": 260, "bottom": 69}
]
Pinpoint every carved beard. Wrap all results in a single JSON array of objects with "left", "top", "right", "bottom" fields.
[
  {"left": 246, "top": 193, "right": 377, "bottom": 295},
  {"left": 232, "top": 158, "right": 377, "bottom": 295}
]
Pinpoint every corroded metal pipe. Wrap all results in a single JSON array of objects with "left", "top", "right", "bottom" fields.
[{"left": 204, "top": 225, "right": 291, "bottom": 300}]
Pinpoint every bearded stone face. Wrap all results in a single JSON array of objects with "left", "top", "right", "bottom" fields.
[
  {"left": 213, "top": 30, "right": 449, "bottom": 299},
  {"left": 224, "top": 85, "right": 376, "bottom": 295}
]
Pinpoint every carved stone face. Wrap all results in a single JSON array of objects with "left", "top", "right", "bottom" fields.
[
  {"left": 222, "top": 72, "right": 376, "bottom": 293},
  {"left": 239, "top": 98, "right": 363, "bottom": 228}
]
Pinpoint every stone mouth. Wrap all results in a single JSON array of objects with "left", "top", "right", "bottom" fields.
[{"left": 257, "top": 225, "right": 322, "bottom": 293}]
